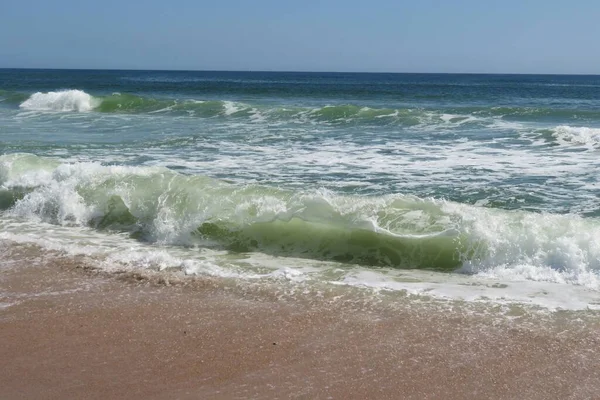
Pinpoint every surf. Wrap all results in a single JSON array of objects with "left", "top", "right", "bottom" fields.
[
  {"left": 1, "top": 153, "right": 600, "bottom": 290},
  {"left": 13, "top": 89, "right": 600, "bottom": 131},
  {"left": 19, "top": 90, "right": 100, "bottom": 112}
]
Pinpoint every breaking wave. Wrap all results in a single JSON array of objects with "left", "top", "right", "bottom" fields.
[
  {"left": 1, "top": 153, "right": 600, "bottom": 289},
  {"left": 19, "top": 90, "right": 100, "bottom": 112},
  {"left": 551, "top": 125, "right": 600, "bottom": 149},
  {"left": 10, "top": 89, "right": 600, "bottom": 128}
]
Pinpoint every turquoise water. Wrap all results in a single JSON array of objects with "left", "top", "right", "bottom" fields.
[{"left": 2, "top": 69, "right": 600, "bottom": 309}]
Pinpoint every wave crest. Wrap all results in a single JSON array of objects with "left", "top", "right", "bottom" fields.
[
  {"left": 552, "top": 125, "right": 600, "bottom": 149},
  {"left": 19, "top": 90, "right": 99, "bottom": 112},
  {"left": 2, "top": 154, "right": 600, "bottom": 289},
  {"left": 13, "top": 89, "right": 481, "bottom": 127}
]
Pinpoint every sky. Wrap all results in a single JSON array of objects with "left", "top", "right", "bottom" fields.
[{"left": 1, "top": 0, "right": 599, "bottom": 74}]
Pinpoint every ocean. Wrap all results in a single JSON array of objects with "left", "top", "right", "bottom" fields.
[{"left": 2, "top": 69, "right": 600, "bottom": 311}]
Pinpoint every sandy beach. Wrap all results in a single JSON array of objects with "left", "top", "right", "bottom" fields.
[{"left": 1, "top": 246, "right": 599, "bottom": 400}]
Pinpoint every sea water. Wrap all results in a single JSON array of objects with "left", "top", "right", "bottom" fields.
[{"left": 2, "top": 70, "right": 600, "bottom": 310}]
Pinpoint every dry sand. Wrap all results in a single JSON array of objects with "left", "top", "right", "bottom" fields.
[{"left": 1, "top": 247, "right": 600, "bottom": 399}]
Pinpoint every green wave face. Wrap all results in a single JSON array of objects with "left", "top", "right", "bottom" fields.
[
  {"left": 3, "top": 154, "right": 600, "bottom": 274},
  {"left": 193, "top": 219, "right": 464, "bottom": 270},
  {"left": 95, "top": 93, "right": 168, "bottom": 113},
  {"left": 94, "top": 95, "right": 421, "bottom": 123},
  {"left": 95, "top": 94, "right": 241, "bottom": 117},
  {"left": 0, "top": 90, "right": 30, "bottom": 105},
  {"left": 0, "top": 154, "right": 477, "bottom": 271}
]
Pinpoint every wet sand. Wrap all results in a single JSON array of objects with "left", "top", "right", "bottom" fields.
[{"left": 1, "top": 249, "right": 600, "bottom": 399}]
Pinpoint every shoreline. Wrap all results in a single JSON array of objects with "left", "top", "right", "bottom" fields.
[{"left": 2, "top": 247, "right": 600, "bottom": 399}]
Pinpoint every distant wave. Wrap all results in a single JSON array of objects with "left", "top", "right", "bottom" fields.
[
  {"left": 19, "top": 90, "right": 99, "bottom": 112},
  {"left": 0, "top": 90, "right": 29, "bottom": 104},
  {"left": 11, "top": 89, "right": 600, "bottom": 126},
  {"left": 14, "top": 90, "right": 458, "bottom": 126}
]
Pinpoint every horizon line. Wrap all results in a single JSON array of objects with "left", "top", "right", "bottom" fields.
[{"left": 1, "top": 67, "right": 599, "bottom": 76}]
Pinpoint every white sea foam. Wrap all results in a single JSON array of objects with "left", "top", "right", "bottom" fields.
[
  {"left": 552, "top": 125, "right": 600, "bottom": 149},
  {"left": 443, "top": 202, "right": 600, "bottom": 290},
  {"left": 335, "top": 269, "right": 600, "bottom": 311},
  {"left": 1, "top": 216, "right": 599, "bottom": 311},
  {"left": 222, "top": 101, "right": 246, "bottom": 115},
  {"left": 439, "top": 113, "right": 477, "bottom": 124},
  {"left": 19, "top": 90, "right": 99, "bottom": 112},
  {"left": 2, "top": 155, "right": 600, "bottom": 297}
]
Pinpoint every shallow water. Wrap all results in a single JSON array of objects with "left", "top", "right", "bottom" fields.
[{"left": 2, "top": 70, "right": 600, "bottom": 310}]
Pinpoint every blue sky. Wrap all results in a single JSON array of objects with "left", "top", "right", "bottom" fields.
[{"left": 1, "top": 0, "right": 598, "bottom": 73}]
